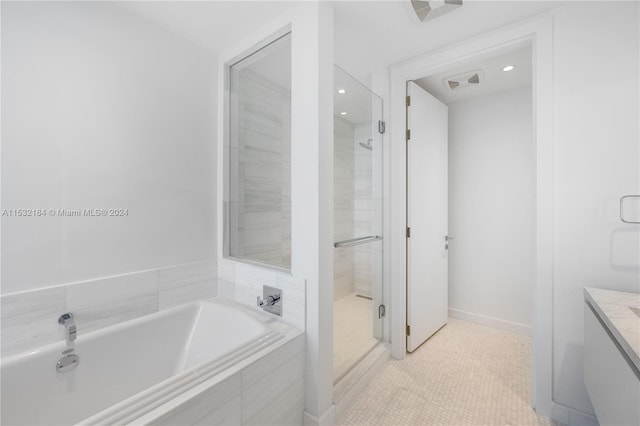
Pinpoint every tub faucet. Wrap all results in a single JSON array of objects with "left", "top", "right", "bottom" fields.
[
  {"left": 256, "top": 285, "right": 282, "bottom": 316},
  {"left": 58, "top": 313, "right": 77, "bottom": 343}
]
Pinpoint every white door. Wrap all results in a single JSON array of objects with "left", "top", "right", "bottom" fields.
[{"left": 406, "top": 81, "right": 449, "bottom": 352}]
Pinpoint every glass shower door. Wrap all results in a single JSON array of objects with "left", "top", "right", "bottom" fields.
[{"left": 333, "top": 65, "right": 384, "bottom": 382}]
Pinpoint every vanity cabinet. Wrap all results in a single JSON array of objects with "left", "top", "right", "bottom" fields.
[{"left": 584, "top": 288, "right": 640, "bottom": 426}]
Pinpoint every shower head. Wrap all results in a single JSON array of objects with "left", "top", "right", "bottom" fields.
[{"left": 359, "top": 139, "right": 373, "bottom": 151}]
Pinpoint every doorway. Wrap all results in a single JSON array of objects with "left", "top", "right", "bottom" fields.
[
  {"left": 406, "top": 41, "right": 534, "bottom": 351},
  {"left": 387, "top": 17, "right": 554, "bottom": 414}
]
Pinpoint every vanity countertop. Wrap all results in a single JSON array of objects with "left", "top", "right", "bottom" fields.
[{"left": 584, "top": 287, "right": 640, "bottom": 372}]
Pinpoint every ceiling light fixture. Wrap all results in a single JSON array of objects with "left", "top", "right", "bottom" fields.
[
  {"left": 337, "top": 89, "right": 347, "bottom": 94},
  {"left": 502, "top": 65, "right": 516, "bottom": 72},
  {"left": 340, "top": 111, "right": 347, "bottom": 116},
  {"left": 411, "top": 0, "right": 462, "bottom": 22}
]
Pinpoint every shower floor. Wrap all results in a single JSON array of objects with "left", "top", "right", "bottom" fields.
[{"left": 334, "top": 293, "right": 379, "bottom": 382}]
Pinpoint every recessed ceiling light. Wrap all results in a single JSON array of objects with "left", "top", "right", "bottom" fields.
[
  {"left": 337, "top": 89, "right": 347, "bottom": 94},
  {"left": 340, "top": 111, "right": 347, "bottom": 116},
  {"left": 502, "top": 65, "right": 516, "bottom": 72}
]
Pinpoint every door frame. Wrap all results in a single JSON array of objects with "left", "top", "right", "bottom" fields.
[{"left": 383, "top": 16, "right": 553, "bottom": 416}]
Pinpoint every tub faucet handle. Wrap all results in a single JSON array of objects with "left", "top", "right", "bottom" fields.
[
  {"left": 257, "top": 294, "right": 280, "bottom": 308},
  {"left": 58, "top": 313, "right": 77, "bottom": 343},
  {"left": 256, "top": 285, "right": 282, "bottom": 316}
]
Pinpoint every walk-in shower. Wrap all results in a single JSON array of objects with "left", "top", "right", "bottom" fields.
[{"left": 333, "top": 65, "right": 384, "bottom": 382}]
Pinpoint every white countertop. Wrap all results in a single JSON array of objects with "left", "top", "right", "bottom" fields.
[{"left": 584, "top": 287, "right": 640, "bottom": 372}]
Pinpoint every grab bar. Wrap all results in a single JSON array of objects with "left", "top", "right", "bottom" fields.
[
  {"left": 334, "top": 235, "right": 382, "bottom": 248},
  {"left": 620, "top": 195, "right": 640, "bottom": 224}
]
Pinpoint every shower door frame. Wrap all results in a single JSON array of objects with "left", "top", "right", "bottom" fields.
[
  {"left": 383, "top": 16, "right": 553, "bottom": 417},
  {"left": 332, "top": 64, "right": 386, "bottom": 381}
]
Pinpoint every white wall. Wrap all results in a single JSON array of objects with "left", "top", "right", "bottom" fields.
[
  {"left": 551, "top": 1, "right": 639, "bottom": 418},
  {"left": 1, "top": 2, "right": 217, "bottom": 294},
  {"left": 448, "top": 86, "right": 533, "bottom": 333}
]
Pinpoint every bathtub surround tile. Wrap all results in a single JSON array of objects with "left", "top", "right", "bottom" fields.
[
  {"left": 244, "top": 378, "right": 305, "bottom": 426},
  {"left": 219, "top": 260, "right": 306, "bottom": 330},
  {"left": 241, "top": 351, "right": 305, "bottom": 422},
  {"left": 124, "top": 307, "right": 302, "bottom": 426},
  {"left": 281, "top": 300, "right": 305, "bottom": 332},
  {"left": 0, "top": 287, "right": 67, "bottom": 357},
  {"left": 195, "top": 394, "right": 242, "bottom": 426},
  {"left": 242, "top": 333, "right": 304, "bottom": 389},
  {"left": 66, "top": 271, "right": 159, "bottom": 335},
  {"left": 217, "top": 258, "right": 236, "bottom": 282},
  {"left": 216, "top": 278, "right": 237, "bottom": 300},
  {"left": 151, "top": 372, "right": 242, "bottom": 426},
  {"left": 275, "top": 273, "right": 306, "bottom": 306},
  {"left": 234, "top": 263, "right": 278, "bottom": 288},
  {"left": 1, "top": 259, "right": 220, "bottom": 356},
  {"left": 159, "top": 260, "right": 217, "bottom": 310}
]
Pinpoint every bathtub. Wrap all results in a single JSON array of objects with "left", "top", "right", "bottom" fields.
[{"left": 1, "top": 298, "right": 305, "bottom": 426}]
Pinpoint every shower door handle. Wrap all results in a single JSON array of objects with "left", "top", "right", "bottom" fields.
[{"left": 334, "top": 235, "right": 382, "bottom": 248}]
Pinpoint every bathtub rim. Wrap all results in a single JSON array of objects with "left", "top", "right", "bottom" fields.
[{"left": 1, "top": 297, "right": 281, "bottom": 365}]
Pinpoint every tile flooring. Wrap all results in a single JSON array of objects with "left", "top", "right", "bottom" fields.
[
  {"left": 337, "top": 319, "right": 559, "bottom": 426},
  {"left": 334, "top": 293, "right": 379, "bottom": 381}
]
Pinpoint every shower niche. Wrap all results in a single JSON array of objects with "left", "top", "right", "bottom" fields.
[{"left": 333, "top": 65, "right": 384, "bottom": 382}]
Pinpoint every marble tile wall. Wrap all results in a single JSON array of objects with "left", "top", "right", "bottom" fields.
[
  {"left": 353, "top": 125, "right": 374, "bottom": 297},
  {"left": 333, "top": 119, "right": 378, "bottom": 300},
  {"left": 1, "top": 260, "right": 217, "bottom": 357},
  {"left": 231, "top": 68, "right": 292, "bottom": 269},
  {"left": 334, "top": 116, "right": 356, "bottom": 300}
]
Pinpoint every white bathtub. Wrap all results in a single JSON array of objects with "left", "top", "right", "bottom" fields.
[{"left": 1, "top": 298, "right": 304, "bottom": 426}]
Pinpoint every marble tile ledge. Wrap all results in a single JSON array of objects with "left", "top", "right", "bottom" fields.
[{"left": 584, "top": 287, "right": 640, "bottom": 372}]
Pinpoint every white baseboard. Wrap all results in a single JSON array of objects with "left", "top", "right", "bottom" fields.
[
  {"left": 551, "top": 401, "right": 599, "bottom": 426},
  {"left": 304, "top": 405, "right": 335, "bottom": 426},
  {"left": 448, "top": 308, "right": 532, "bottom": 336}
]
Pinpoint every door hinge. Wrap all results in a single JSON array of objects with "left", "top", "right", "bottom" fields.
[
  {"left": 378, "top": 120, "right": 386, "bottom": 134},
  {"left": 406, "top": 325, "right": 411, "bottom": 336},
  {"left": 406, "top": 95, "right": 411, "bottom": 107},
  {"left": 406, "top": 129, "right": 411, "bottom": 141},
  {"left": 378, "top": 304, "right": 386, "bottom": 318},
  {"left": 406, "top": 227, "right": 411, "bottom": 238}
]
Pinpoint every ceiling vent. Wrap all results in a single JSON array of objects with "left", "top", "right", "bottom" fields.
[
  {"left": 411, "top": 0, "right": 463, "bottom": 22},
  {"left": 443, "top": 69, "right": 484, "bottom": 91}
]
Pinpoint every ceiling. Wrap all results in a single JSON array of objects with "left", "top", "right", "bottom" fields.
[
  {"left": 414, "top": 42, "right": 532, "bottom": 105},
  {"left": 333, "top": 1, "right": 565, "bottom": 81},
  {"left": 118, "top": 1, "right": 567, "bottom": 83},
  {"left": 117, "top": 1, "right": 298, "bottom": 53}
]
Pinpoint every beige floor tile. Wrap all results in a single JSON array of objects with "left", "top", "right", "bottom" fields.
[
  {"left": 334, "top": 293, "right": 379, "bottom": 381},
  {"left": 337, "top": 319, "right": 560, "bottom": 426}
]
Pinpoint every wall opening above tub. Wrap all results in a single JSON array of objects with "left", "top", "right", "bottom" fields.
[{"left": 226, "top": 32, "right": 292, "bottom": 270}]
